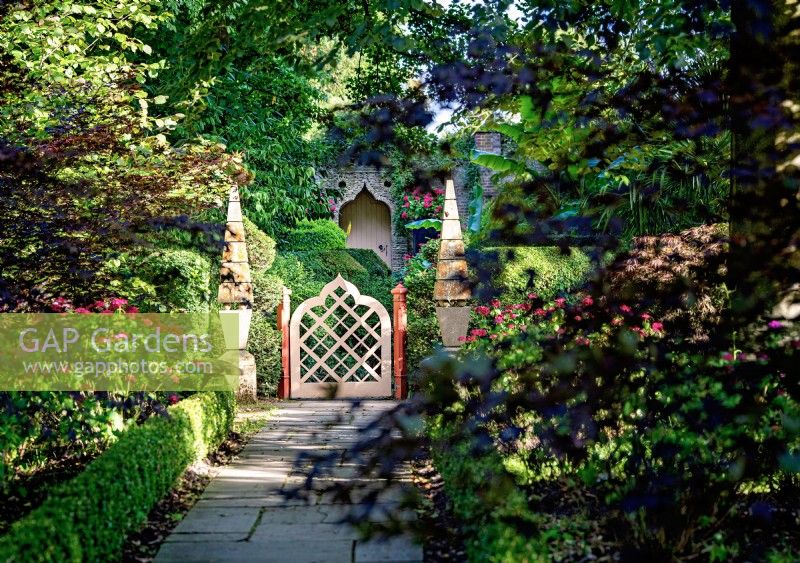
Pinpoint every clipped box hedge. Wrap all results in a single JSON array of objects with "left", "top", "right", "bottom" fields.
[{"left": 0, "top": 391, "right": 234, "bottom": 562}]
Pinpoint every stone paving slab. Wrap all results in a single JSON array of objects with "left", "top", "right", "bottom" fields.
[{"left": 155, "top": 400, "right": 422, "bottom": 563}]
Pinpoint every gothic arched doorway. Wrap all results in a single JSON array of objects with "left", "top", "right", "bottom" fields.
[{"left": 339, "top": 189, "right": 392, "bottom": 267}]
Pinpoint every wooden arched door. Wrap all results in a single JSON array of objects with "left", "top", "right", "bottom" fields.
[{"left": 339, "top": 188, "right": 392, "bottom": 267}]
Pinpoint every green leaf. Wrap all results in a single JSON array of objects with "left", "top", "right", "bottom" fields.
[
  {"left": 405, "top": 218, "right": 442, "bottom": 231},
  {"left": 472, "top": 152, "right": 529, "bottom": 175},
  {"left": 519, "top": 95, "right": 535, "bottom": 121},
  {"left": 490, "top": 123, "right": 523, "bottom": 142}
]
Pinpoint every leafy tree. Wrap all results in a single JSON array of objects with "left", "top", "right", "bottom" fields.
[{"left": 0, "top": 0, "right": 245, "bottom": 306}]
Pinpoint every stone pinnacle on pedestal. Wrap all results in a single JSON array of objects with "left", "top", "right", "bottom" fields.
[{"left": 433, "top": 179, "right": 472, "bottom": 348}]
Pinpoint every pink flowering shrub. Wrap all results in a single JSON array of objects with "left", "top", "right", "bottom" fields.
[
  {"left": 462, "top": 292, "right": 665, "bottom": 369},
  {"left": 50, "top": 296, "right": 139, "bottom": 314},
  {"left": 401, "top": 186, "right": 445, "bottom": 222}
]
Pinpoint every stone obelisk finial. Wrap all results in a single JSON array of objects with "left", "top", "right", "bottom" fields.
[
  {"left": 433, "top": 179, "right": 472, "bottom": 348},
  {"left": 218, "top": 187, "right": 256, "bottom": 401}
]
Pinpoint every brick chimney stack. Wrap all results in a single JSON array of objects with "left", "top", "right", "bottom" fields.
[{"left": 474, "top": 131, "right": 502, "bottom": 197}]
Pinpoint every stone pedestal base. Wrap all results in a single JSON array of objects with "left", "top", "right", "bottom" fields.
[
  {"left": 237, "top": 351, "right": 257, "bottom": 402},
  {"left": 435, "top": 306, "right": 471, "bottom": 348}
]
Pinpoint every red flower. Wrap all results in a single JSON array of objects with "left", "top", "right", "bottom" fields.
[
  {"left": 74, "top": 307, "right": 91, "bottom": 314},
  {"left": 554, "top": 297, "right": 566, "bottom": 307},
  {"left": 471, "top": 328, "right": 488, "bottom": 337},
  {"left": 435, "top": 206, "right": 442, "bottom": 213},
  {"left": 401, "top": 211, "right": 408, "bottom": 219},
  {"left": 475, "top": 305, "right": 491, "bottom": 316},
  {"left": 494, "top": 315, "right": 504, "bottom": 324},
  {"left": 528, "top": 292, "right": 538, "bottom": 299},
  {"left": 534, "top": 308, "right": 546, "bottom": 317},
  {"left": 490, "top": 299, "right": 501, "bottom": 308},
  {"left": 582, "top": 296, "right": 594, "bottom": 307},
  {"left": 620, "top": 304, "right": 632, "bottom": 314},
  {"left": 574, "top": 315, "right": 582, "bottom": 321},
  {"left": 641, "top": 313, "right": 651, "bottom": 320},
  {"left": 651, "top": 322, "right": 664, "bottom": 332}
]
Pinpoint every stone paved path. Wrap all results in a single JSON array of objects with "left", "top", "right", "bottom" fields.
[{"left": 155, "top": 401, "right": 422, "bottom": 563}]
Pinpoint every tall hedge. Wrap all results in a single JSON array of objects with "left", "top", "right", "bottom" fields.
[
  {"left": 243, "top": 216, "right": 277, "bottom": 271},
  {"left": 269, "top": 249, "right": 393, "bottom": 311},
  {"left": 282, "top": 219, "right": 346, "bottom": 251},
  {"left": 488, "top": 246, "right": 591, "bottom": 301},
  {"left": 0, "top": 392, "right": 234, "bottom": 562}
]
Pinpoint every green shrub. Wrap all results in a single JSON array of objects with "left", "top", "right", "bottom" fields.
[
  {"left": 283, "top": 219, "right": 346, "bottom": 251},
  {"left": 134, "top": 249, "right": 213, "bottom": 312},
  {"left": 402, "top": 239, "right": 441, "bottom": 370},
  {"left": 407, "top": 312, "right": 440, "bottom": 375},
  {"left": 252, "top": 269, "right": 284, "bottom": 314},
  {"left": 144, "top": 208, "right": 226, "bottom": 255},
  {"left": 243, "top": 216, "right": 277, "bottom": 271},
  {"left": 488, "top": 246, "right": 591, "bottom": 301},
  {"left": 0, "top": 392, "right": 234, "bottom": 562},
  {"left": 248, "top": 311, "right": 283, "bottom": 396},
  {"left": 428, "top": 417, "right": 597, "bottom": 562},
  {"left": 269, "top": 249, "right": 393, "bottom": 311}
]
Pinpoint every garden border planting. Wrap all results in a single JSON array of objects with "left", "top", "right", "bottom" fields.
[{"left": 0, "top": 392, "right": 234, "bottom": 562}]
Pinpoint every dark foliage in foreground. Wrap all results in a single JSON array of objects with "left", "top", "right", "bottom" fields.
[{"left": 295, "top": 1, "right": 800, "bottom": 558}]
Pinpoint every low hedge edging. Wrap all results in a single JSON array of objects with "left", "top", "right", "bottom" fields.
[{"left": 0, "top": 391, "right": 235, "bottom": 562}]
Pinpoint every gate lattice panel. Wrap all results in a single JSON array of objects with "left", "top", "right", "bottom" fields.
[{"left": 289, "top": 275, "right": 391, "bottom": 398}]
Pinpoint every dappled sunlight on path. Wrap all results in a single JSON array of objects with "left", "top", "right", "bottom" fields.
[{"left": 155, "top": 401, "right": 422, "bottom": 563}]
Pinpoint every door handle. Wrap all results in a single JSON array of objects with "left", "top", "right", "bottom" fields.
[{"left": 378, "top": 244, "right": 385, "bottom": 252}]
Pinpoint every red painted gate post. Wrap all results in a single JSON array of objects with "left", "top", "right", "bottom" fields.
[
  {"left": 391, "top": 283, "right": 408, "bottom": 399},
  {"left": 277, "top": 286, "right": 292, "bottom": 399}
]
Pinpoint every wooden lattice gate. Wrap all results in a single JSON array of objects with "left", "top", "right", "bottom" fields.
[{"left": 288, "top": 275, "right": 392, "bottom": 398}]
